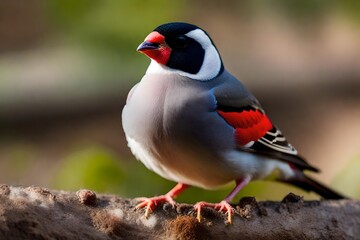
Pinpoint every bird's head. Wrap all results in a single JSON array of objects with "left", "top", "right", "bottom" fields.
[{"left": 137, "top": 22, "right": 224, "bottom": 81}]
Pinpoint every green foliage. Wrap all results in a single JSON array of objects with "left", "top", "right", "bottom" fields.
[
  {"left": 262, "top": 0, "right": 360, "bottom": 25},
  {"left": 122, "top": 160, "right": 175, "bottom": 197},
  {"left": 52, "top": 147, "right": 125, "bottom": 193},
  {"left": 271, "top": 0, "right": 329, "bottom": 19},
  {"left": 40, "top": 0, "right": 187, "bottom": 91},
  {"left": 7, "top": 145, "right": 36, "bottom": 177},
  {"left": 335, "top": 0, "right": 360, "bottom": 23},
  {"left": 332, "top": 156, "right": 360, "bottom": 198},
  {"left": 46, "top": 0, "right": 185, "bottom": 53}
]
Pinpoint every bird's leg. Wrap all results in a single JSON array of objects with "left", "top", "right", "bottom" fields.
[
  {"left": 135, "top": 183, "right": 188, "bottom": 218},
  {"left": 194, "top": 176, "right": 251, "bottom": 224}
]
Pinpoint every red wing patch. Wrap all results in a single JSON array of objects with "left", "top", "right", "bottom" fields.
[{"left": 217, "top": 107, "right": 273, "bottom": 146}]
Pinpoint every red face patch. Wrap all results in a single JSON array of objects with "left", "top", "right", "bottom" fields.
[
  {"left": 138, "top": 31, "right": 172, "bottom": 65},
  {"left": 144, "top": 31, "right": 165, "bottom": 44}
]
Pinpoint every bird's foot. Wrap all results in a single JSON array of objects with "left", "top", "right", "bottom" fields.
[
  {"left": 215, "top": 200, "right": 234, "bottom": 224},
  {"left": 135, "top": 194, "right": 176, "bottom": 218},
  {"left": 194, "top": 200, "right": 234, "bottom": 224}
]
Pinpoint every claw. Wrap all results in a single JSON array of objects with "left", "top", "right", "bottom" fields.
[
  {"left": 134, "top": 183, "right": 188, "bottom": 219},
  {"left": 197, "top": 208, "right": 201, "bottom": 222},
  {"left": 135, "top": 194, "right": 176, "bottom": 219},
  {"left": 214, "top": 200, "right": 234, "bottom": 224},
  {"left": 165, "top": 195, "right": 176, "bottom": 207},
  {"left": 194, "top": 201, "right": 213, "bottom": 223},
  {"left": 217, "top": 204, "right": 225, "bottom": 212},
  {"left": 194, "top": 202, "right": 202, "bottom": 222},
  {"left": 194, "top": 200, "right": 234, "bottom": 224},
  {"left": 135, "top": 199, "right": 154, "bottom": 219}
]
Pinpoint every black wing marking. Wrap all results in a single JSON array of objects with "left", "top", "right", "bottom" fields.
[
  {"left": 239, "top": 126, "right": 319, "bottom": 172},
  {"left": 257, "top": 127, "right": 298, "bottom": 155}
]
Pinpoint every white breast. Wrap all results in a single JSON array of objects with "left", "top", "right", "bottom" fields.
[{"left": 126, "top": 135, "right": 196, "bottom": 184}]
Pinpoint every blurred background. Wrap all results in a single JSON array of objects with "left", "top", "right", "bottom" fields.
[{"left": 1, "top": 0, "right": 359, "bottom": 202}]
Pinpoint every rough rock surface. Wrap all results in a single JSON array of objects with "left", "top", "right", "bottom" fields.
[{"left": 0, "top": 185, "right": 359, "bottom": 240}]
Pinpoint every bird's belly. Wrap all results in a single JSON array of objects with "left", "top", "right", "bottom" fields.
[
  {"left": 124, "top": 111, "right": 237, "bottom": 188},
  {"left": 122, "top": 76, "right": 239, "bottom": 188},
  {"left": 126, "top": 135, "right": 236, "bottom": 189}
]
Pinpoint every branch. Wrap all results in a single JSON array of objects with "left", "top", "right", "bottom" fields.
[{"left": 0, "top": 185, "right": 359, "bottom": 240}]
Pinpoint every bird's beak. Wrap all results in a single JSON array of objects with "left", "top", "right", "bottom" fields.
[
  {"left": 137, "top": 41, "right": 160, "bottom": 52},
  {"left": 136, "top": 31, "right": 171, "bottom": 65}
]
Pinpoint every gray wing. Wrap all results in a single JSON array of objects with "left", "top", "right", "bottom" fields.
[{"left": 213, "top": 70, "right": 319, "bottom": 172}]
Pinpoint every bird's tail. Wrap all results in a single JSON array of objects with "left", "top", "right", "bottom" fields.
[{"left": 280, "top": 173, "right": 347, "bottom": 200}]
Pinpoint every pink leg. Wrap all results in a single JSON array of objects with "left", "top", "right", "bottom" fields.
[
  {"left": 194, "top": 176, "right": 251, "bottom": 224},
  {"left": 135, "top": 183, "right": 188, "bottom": 218},
  {"left": 224, "top": 178, "right": 251, "bottom": 202},
  {"left": 166, "top": 182, "right": 188, "bottom": 198}
]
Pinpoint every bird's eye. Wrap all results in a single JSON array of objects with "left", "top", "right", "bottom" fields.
[{"left": 174, "top": 36, "right": 189, "bottom": 48}]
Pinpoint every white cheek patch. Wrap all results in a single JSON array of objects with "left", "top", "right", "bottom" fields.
[{"left": 146, "top": 29, "right": 222, "bottom": 81}]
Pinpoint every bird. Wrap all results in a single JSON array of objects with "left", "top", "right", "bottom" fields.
[{"left": 121, "top": 22, "right": 345, "bottom": 224}]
